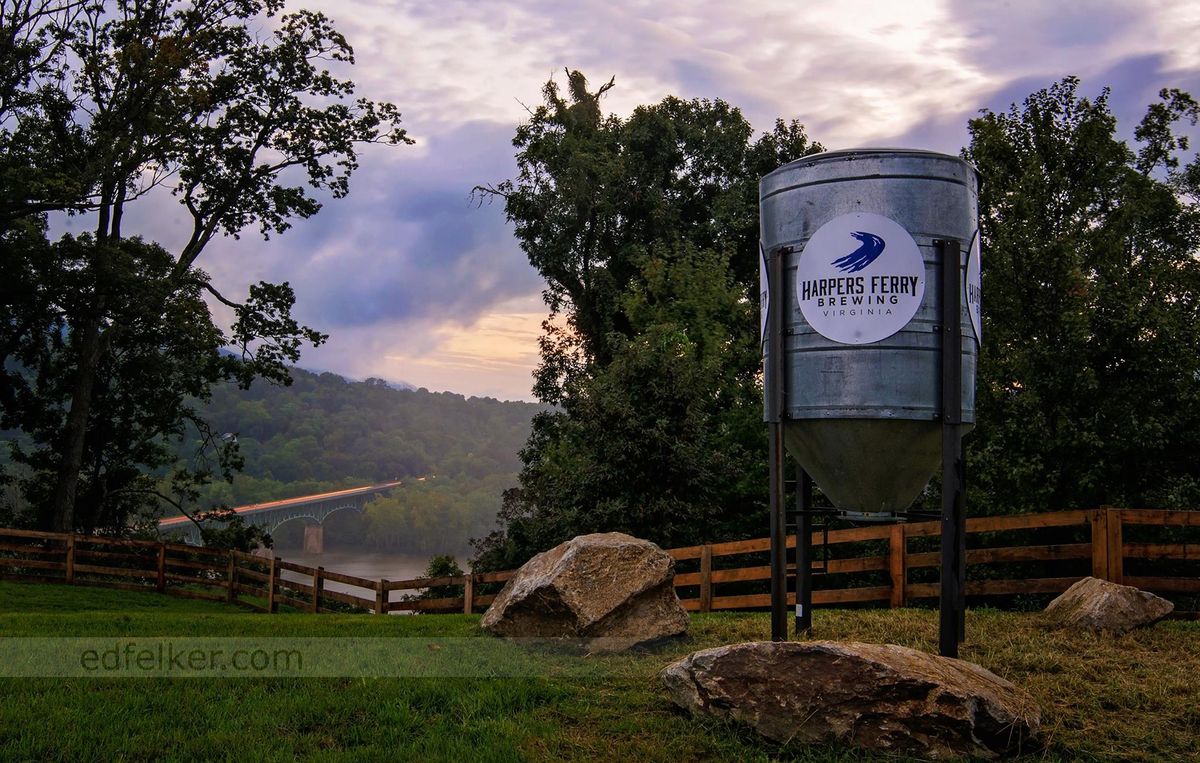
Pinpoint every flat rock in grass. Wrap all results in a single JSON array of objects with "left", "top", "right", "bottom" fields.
[
  {"left": 480, "top": 532, "right": 688, "bottom": 653},
  {"left": 1044, "top": 576, "right": 1173, "bottom": 635},
  {"left": 660, "top": 640, "right": 1040, "bottom": 760}
]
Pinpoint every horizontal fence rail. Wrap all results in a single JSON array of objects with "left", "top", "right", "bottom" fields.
[{"left": 0, "top": 508, "right": 1196, "bottom": 615}]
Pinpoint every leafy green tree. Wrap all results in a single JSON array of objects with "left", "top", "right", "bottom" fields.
[
  {"left": 964, "top": 78, "right": 1200, "bottom": 514},
  {"left": 6, "top": 236, "right": 236, "bottom": 530},
  {"left": 417, "top": 554, "right": 464, "bottom": 600},
  {"left": 0, "top": 0, "right": 410, "bottom": 532},
  {"left": 472, "top": 71, "right": 821, "bottom": 569}
]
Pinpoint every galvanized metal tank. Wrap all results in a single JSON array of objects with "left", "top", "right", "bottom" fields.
[{"left": 760, "top": 149, "right": 979, "bottom": 520}]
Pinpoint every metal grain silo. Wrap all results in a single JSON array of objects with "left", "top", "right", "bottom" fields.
[{"left": 760, "top": 148, "right": 980, "bottom": 521}]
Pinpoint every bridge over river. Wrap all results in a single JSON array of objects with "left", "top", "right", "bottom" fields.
[{"left": 158, "top": 481, "right": 404, "bottom": 552}]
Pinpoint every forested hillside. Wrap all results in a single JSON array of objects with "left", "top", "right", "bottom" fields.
[{"left": 179, "top": 368, "right": 540, "bottom": 554}]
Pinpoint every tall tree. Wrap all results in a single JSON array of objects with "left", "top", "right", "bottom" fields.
[
  {"left": 472, "top": 71, "right": 820, "bottom": 569},
  {"left": 964, "top": 78, "right": 1200, "bottom": 513},
  {"left": 0, "top": 0, "right": 410, "bottom": 531}
]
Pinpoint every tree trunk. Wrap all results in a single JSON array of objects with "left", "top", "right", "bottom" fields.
[
  {"left": 49, "top": 186, "right": 119, "bottom": 532},
  {"left": 48, "top": 314, "right": 105, "bottom": 532}
]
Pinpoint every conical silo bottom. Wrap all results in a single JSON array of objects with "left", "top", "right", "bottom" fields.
[{"left": 782, "top": 420, "right": 970, "bottom": 516}]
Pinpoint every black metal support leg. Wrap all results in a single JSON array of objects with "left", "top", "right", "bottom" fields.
[
  {"left": 766, "top": 246, "right": 788, "bottom": 642},
  {"left": 769, "top": 423, "right": 788, "bottom": 641},
  {"left": 938, "top": 239, "right": 966, "bottom": 658},
  {"left": 958, "top": 449, "right": 967, "bottom": 643},
  {"left": 941, "top": 431, "right": 966, "bottom": 653},
  {"left": 795, "top": 467, "right": 814, "bottom": 633}
]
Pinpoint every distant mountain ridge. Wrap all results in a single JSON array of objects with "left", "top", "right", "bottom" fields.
[
  {"left": 183, "top": 366, "right": 541, "bottom": 516},
  {"left": 312, "top": 370, "right": 415, "bottom": 393}
]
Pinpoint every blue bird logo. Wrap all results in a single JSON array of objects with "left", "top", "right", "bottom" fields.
[{"left": 831, "top": 231, "right": 886, "bottom": 273}]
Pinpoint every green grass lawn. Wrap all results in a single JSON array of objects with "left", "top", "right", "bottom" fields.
[{"left": 0, "top": 581, "right": 1197, "bottom": 762}]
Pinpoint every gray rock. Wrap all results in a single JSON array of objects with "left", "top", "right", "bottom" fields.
[
  {"left": 661, "top": 640, "right": 1041, "bottom": 759},
  {"left": 1044, "top": 576, "right": 1174, "bottom": 635},
  {"left": 480, "top": 532, "right": 688, "bottom": 652}
]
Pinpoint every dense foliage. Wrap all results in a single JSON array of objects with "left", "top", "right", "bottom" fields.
[
  {"left": 0, "top": 0, "right": 408, "bottom": 538},
  {"left": 965, "top": 78, "right": 1200, "bottom": 513},
  {"left": 471, "top": 71, "right": 822, "bottom": 570},
  {"left": 408, "top": 553, "right": 466, "bottom": 603}
]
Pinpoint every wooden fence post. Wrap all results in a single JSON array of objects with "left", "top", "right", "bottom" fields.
[
  {"left": 376, "top": 579, "right": 388, "bottom": 615},
  {"left": 889, "top": 525, "right": 906, "bottom": 608},
  {"left": 699, "top": 544, "right": 713, "bottom": 613},
  {"left": 267, "top": 557, "right": 279, "bottom": 613},
  {"left": 1090, "top": 508, "right": 1109, "bottom": 580},
  {"left": 311, "top": 566, "right": 323, "bottom": 613},
  {"left": 225, "top": 553, "right": 236, "bottom": 603},
  {"left": 463, "top": 574, "right": 474, "bottom": 615},
  {"left": 65, "top": 534, "right": 76, "bottom": 584},
  {"left": 156, "top": 544, "right": 166, "bottom": 592},
  {"left": 1105, "top": 506, "right": 1124, "bottom": 585}
]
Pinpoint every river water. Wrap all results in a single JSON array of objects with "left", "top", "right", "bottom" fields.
[{"left": 272, "top": 549, "right": 454, "bottom": 606}]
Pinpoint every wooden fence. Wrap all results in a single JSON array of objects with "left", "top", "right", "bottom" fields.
[
  {"left": 1, "top": 508, "right": 1197, "bottom": 614},
  {"left": 670, "top": 507, "right": 1200, "bottom": 612},
  {"left": 0, "top": 528, "right": 488, "bottom": 614}
]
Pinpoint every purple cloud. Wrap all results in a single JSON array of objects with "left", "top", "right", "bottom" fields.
[{"left": 196, "top": 120, "right": 544, "bottom": 333}]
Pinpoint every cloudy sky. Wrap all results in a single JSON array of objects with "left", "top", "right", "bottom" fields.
[{"left": 89, "top": 0, "right": 1200, "bottom": 401}]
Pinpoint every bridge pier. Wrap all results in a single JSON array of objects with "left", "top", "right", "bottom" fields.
[{"left": 303, "top": 524, "right": 324, "bottom": 555}]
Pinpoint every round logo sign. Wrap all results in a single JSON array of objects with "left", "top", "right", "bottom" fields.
[
  {"left": 759, "top": 243, "right": 769, "bottom": 354},
  {"left": 965, "top": 232, "right": 981, "bottom": 344},
  {"left": 795, "top": 212, "right": 926, "bottom": 344}
]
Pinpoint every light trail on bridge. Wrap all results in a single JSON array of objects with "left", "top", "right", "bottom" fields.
[{"left": 158, "top": 480, "right": 410, "bottom": 547}]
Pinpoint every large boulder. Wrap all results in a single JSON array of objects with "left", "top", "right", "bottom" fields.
[
  {"left": 1044, "top": 576, "right": 1174, "bottom": 635},
  {"left": 480, "top": 532, "right": 688, "bottom": 652},
  {"left": 661, "top": 641, "right": 1040, "bottom": 759}
]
